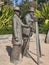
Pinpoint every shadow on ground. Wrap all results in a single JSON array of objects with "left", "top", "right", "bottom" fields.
[
  {"left": 6, "top": 46, "right": 12, "bottom": 57},
  {"left": 6, "top": 46, "right": 43, "bottom": 64}
]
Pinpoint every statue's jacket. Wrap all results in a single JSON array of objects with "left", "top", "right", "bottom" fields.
[{"left": 12, "top": 13, "right": 29, "bottom": 46}]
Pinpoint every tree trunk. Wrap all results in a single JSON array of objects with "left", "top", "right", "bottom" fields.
[{"left": 45, "top": 29, "right": 49, "bottom": 43}]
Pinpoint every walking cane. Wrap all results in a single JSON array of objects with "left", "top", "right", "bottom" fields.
[
  {"left": 35, "top": 16, "right": 41, "bottom": 65},
  {"left": 36, "top": 21, "right": 40, "bottom": 65}
]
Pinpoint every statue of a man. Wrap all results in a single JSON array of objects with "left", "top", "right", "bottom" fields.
[
  {"left": 10, "top": 7, "right": 30, "bottom": 64},
  {"left": 22, "top": 7, "right": 35, "bottom": 57}
]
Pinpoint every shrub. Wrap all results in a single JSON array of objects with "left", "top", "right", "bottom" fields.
[
  {"left": 34, "top": 2, "right": 49, "bottom": 33},
  {"left": 0, "top": 5, "right": 14, "bottom": 29}
]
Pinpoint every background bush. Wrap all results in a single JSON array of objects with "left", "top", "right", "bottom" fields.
[
  {"left": 0, "top": 5, "right": 14, "bottom": 34},
  {"left": 35, "top": 2, "right": 49, "bottom": 34},
  {"left": 0, "top": 1, "right": 49, "bottom": 34}
]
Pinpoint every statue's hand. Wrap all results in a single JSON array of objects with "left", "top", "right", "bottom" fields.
[{"left": 15, "top": 37, "right": 19, "bottom": 42}]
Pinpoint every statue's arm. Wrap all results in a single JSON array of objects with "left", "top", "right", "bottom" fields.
[
  {"left": 21, "top": 21, "right": 30, "bottom": 28},
  {"left": 16, "top": 15, "right": 30, "bottom": 28}
]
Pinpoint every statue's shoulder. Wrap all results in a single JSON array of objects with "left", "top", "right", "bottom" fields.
[{"left": 13, "top": 14, "right": 19, "bottom": 20}]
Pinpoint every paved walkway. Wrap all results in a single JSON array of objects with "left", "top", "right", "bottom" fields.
[
  {"left": 0, "top": 34, "right": 12, "bottom": 43},
  {"left": 0, "top": 34, "right": 49, "bottom": 65}
]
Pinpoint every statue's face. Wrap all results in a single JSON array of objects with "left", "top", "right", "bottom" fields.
[
  {"left": 15, "top": 11, "right": 19, "bottom": 16},
  {"left": 30, "top": 12, "right": 34, "bottom": 18}
]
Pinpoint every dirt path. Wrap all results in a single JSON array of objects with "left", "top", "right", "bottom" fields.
[{"left": 0, "top": 34, "right": 49, "bottom": 65}]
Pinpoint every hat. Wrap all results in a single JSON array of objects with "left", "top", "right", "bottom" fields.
[
  {"left": 0, "top": 2, "right": 4, "bottom": 6},
  {"left": 29, "top": 7, "right": 34, "bottom": 12},
  {"left": 14, "top": 7, "right": 20, "bottom": 11}
]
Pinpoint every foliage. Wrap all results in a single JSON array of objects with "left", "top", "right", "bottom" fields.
[
  {"left": 0, "top": 5, "right": 14, "bottom": 29},
  {"left": 35, "top": 2, "right": 49, "bottom": 22},
  {"left": 45, "top": 19, "right": 49, "bottom": 25},
  {"left": 19, "top": 0, "right": 30, "bottom": 19},
  {"left": 34, "top": 2, "right": 49, "bottom": 33},
  {"left": 39, "top": 22, "right": 49, "bottom": 33},
  {"left": 0, "top": 26, "right": 12, "bottom": 34},
  {"left": 2, "top": 0, "right": 13, "bottom": 5},
  {"left": 37, "top": 0, "right": 46, "bottom": 4}
]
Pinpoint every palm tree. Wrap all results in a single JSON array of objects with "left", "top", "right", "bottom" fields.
[
  {"left": 34, "top": 2, "right": 49, "bottom": 43},
  {"left": 35, "top": 2, "right": 49, "bottom": 25}
]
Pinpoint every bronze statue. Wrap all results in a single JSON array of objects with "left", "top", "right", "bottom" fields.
[
  {"left": 10, "top": 7, "right": 30, "bottom": 64},
  {"left": 22, "top": 7, "right": 34, "bottom": 57}
]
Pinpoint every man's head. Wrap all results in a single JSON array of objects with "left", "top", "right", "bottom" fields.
[{"left": 14, "top": 7, "right": 20, "bottom": 16}]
